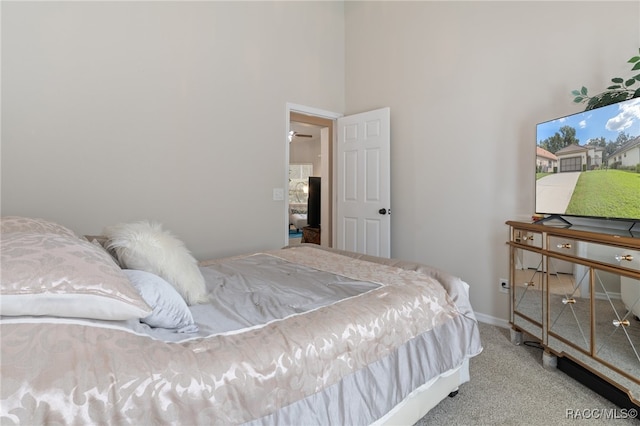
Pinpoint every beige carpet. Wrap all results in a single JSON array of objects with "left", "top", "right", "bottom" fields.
[{"left": 414, "top": 322, "right": 638, "bottom": 425}]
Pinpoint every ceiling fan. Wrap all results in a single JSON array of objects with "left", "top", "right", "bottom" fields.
[{"left": 289, "top": 130, "right": 312, "bottom": 141}]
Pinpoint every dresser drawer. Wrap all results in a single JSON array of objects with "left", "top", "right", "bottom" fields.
[
  {"left": 511, "top": 228, "right": 542, "bottom": 249},
  {"left": 547, "top": 235, "right": 577, "bottom": 257},
  {"left": 549, "top": 236, "right": 639, "bottom": 273}
]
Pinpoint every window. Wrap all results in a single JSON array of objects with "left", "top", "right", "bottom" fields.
[{"left": 289, "top": 164, "right": 313, "bottom": 203}]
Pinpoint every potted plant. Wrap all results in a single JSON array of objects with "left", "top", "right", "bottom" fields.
[{"left": 572, "top": 49, "right": 640, "bottom": 110}]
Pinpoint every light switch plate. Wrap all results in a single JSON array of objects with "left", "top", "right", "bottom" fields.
[{"left": 273, "top": 188, "right": 284, "bottom": 201}]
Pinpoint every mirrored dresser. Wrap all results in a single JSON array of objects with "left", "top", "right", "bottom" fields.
[{"left": 507, "top": 220, "right": 640, "bottom": 408}]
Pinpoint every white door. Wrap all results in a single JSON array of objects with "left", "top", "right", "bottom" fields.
[{"left": 336, "top": 107, "right": 390, "bottom": 257}]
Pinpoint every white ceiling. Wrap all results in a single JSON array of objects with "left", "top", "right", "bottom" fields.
[{"left": 290, "top": 121, "right": 322, "bottom": 142}]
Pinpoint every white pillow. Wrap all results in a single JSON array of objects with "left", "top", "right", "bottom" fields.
[
  {"left": 104, "top": 221, "right": 208, "bottom": 305},
  {"left": 0, "top": 232, "right": 152, "bottom": 320},
  {"left": 123, "top": 269, "right": 199, "bottom": 333}
]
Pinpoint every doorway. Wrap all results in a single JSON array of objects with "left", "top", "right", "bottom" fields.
[
  {"left": 285, "top": 104, "right": 391, "bottom": 256},
  {"left": 288, "top": 111, "right": 333, "bottom": 247}
]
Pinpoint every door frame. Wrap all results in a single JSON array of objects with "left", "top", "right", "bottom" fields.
[{"left": 285, "top": 103, "right": 342, "bottom": 247}]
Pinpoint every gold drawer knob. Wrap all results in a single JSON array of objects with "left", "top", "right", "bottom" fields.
[
  {"left": 615, "top": 254, "right": 633, "bottom": 262},
  {"left": 562, "top": 298, "right": 576, "bottom": 305},
  {"left": 613, "top": 319, "right": 630, "bottom": 327},
  {"left": 557, "top": 243, "right": 572, "bottom": 249}
]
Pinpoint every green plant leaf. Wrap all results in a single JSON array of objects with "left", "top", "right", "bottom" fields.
[
  {"left": 585, "top": 91, "right": 630, "bottom": 110},
  {"left": 600, "top": 93, "right": 614, "bottom": 102},
  {"left": 572, "top": 50, "right": 640, "bottom": 110},
  {"left": 609, "top": 91, "right": 630, "bottom": 103},
  {"left": 586, "top": 97, "right": 601, "bottom": 110}
]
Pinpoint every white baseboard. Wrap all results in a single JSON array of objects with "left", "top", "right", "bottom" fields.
[
  {"left": 474, "top": 312, "right": 510, "bottom": 329},
  {"left": 595, "top": 291, "right": 621, "bottom": 300},
  {"left": 474, "top": 291, "right": 622, "bottom": 330}
]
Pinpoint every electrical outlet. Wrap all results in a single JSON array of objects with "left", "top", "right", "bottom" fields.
[{"left": 499, "top": 278, "right": 509, "bottom": 294}]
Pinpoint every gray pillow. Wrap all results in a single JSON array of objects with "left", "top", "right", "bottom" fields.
[{"left": 123, "top": 269, "right": 199, "bottom": 333}]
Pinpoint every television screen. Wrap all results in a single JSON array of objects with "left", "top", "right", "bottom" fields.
[
  {"left": 307, "top": 176, "right": 321, "bottom": 227},
  {"left": 535, "top": 98, "right": 640, "bottom": 222}
]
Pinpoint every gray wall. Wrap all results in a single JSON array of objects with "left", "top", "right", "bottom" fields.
[
  {"left": 2, "top": 1, "right": 639, "bottom": 324},
  {"left": 343, "top": 1, "right": 639, "bottom": 323},
  {"left": 1, "top": 0, "right": 345, "bottom": 256}
]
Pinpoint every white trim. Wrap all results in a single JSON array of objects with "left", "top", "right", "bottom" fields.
[
  {"left": 286, "top": 103, "right": 343, "bottom": 120},
  {"left": 475, "top": 312, "right": 510, "bottom": 329}
]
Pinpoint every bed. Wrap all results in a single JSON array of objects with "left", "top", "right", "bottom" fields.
[
  {"left": 289, "top": 203, "right": 308, "bottom": 231},
  {"left": 0, "top": 216, "right": 482, "bottom": 425}
]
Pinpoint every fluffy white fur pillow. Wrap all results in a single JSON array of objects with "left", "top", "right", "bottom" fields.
[{"left": 104, "top": 221, "right": 208, "bottom": 305}]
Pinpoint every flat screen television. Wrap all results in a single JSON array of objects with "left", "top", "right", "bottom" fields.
[
  {"left": 535, "top": 97, "right": 640, "bottom": 226},
  {"left": 307, "top": 176, "right": 321, "bottom": 227}
]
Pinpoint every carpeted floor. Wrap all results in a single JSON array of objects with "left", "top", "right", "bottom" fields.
[{"left": 415, "top": 322, "right": 638, "bottom": 425}]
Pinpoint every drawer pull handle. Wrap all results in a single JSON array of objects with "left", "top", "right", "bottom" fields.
[
  {"left": 613, "top": 319, "right": 630, "bottom": 327},
  {"left": 615, "top": 254, "right": 633, "bottom": 262},
  {"left": 521, "top": 235, "right": 533, "bottom": 241},
  {"left": 524, "top": 281, "right": 535, "bottom": 287},
  {"left": 557, "top": 243, "right": 572, "bottom": 249},
  {"left": 562, "top": 298, "right": 576, "bottom": 305}
]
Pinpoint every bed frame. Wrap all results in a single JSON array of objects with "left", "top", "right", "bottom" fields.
[{"left": 376, "top": 342, "right": 468, "bottom": 425}]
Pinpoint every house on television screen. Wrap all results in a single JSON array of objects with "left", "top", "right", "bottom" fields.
[
  {"left": 607, "top": 136, "right": 640, "bottom": 169},
  {"left": 536, "top": 146, "right": 558, "bottom": 173},
  {"left": 554, "top": 144, "right": 604, "bottom": 172}
]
